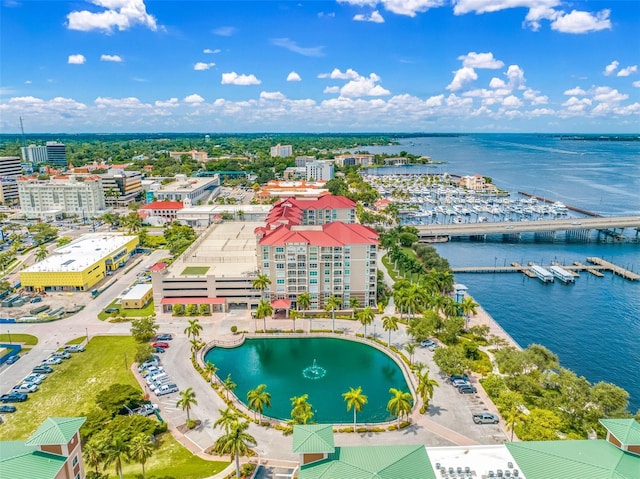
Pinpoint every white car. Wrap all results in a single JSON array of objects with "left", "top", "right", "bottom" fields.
[
  {"left": 12, "top": 383, "right": 38, "bottom": 393},
  {"left": 52, "top": 351, "right": 71, "bottom": 360},
  {"left": 23, "top": 373, "right": 46, "bottom": 385},
  {"left": 154, "top": 383, "right": 179, "bottom": 396},
  {"left": 43, "top": 356, "right": 62, "bottom": 365}
]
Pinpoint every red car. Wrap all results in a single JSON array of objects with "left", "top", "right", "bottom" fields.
[{"left": 151, "top": 342, "right": 169, "bottom": 349}]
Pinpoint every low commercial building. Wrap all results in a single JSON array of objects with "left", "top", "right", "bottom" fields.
[
  {"left": 18, "top": 175, "right": 107, "bottom": 220},
  {"left": 458, "top": 174, "right": 497, "bottom": 192},
  {"left": 169, "top": 150, "right": 209, "bottom": 162},
  {"left": 153, "top": 174, "right": 220, "bottom": 204},
  {"left": 0, "top": 417, "right": 86, "bottom": 479},
  {"left": 255, "top": 180, "right": 329, "bottom": 203},
  {"left": 176, "top": 204, "right": 271, "bottom": 228},
  {"left": 151, "top": 222, "right": 263, "bottom": 313},
  {"left": 139, "top": 200, "right": 184, "bottom": 226},
  {"left": 333, "top": 153, "right": 374, "bottom": 167},
  {"left": 121, "top": 283, "right": 153, "bottom": 309},
  {"left": 20, "top": 233, "right": 139, "bottom": 292}
]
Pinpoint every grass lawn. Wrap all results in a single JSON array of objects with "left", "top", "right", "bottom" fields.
[
  {"left": 0, "top": 335, "right": 228, "bottom": 478},
  {"left": 0, "top": 333, "right": 39, "bottom": 345},
  {"left": 66, "top": 336, "right": 87, "bottom": 345},
  {"left": 181, "top": 266, "right": 210, "bottom": 276},
  {"left": 98, "top": 301, "right": 155, "bottom": 320}
]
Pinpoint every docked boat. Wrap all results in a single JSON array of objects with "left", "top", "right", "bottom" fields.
[
  {"left": 530, "top": 265, "right": 555, "bottom": 283},
  {"left": 549, "top": 265, "right": 576, "bottom": 283}
]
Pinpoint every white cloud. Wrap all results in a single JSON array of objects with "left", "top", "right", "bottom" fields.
[
  {"left": 286, "top": 71, "right": 302, "bottom": 82},
  {"left": 260, "top": 91, "right": 287, "bottom": 101},
  {"left": 617, "top": 65, "right": 638, "bottom": 77},
  {"left": 489, "top": 77, "right": 507, "bottom": 89},
  {"left": 68, "top": 54, "right": 86, "bottom": 64},
  {"left": 25, "top": 80, "right": 32, "bottom": 85},
  {"left": 221, "top": 72, "right": 261, "bottom": 86},
  {"left": 340, "top": 75, "right": 391, "bottom": 98},
  {"left": 203, "top": 48, "right": 220, "bottom": 54},
  {"left": 154, "top": 98, "right": 179, "bottom": 108},
  {"left": 184, "top": 94, "right": 205, "bottom": 104},
  {"left": 100, "top": 54, "right": 122, "bottom": 62},
  {"left": 446, "top": 67, "right": 477, "bottom": 91},
  {"left": 425, "top": 94, "right": 444, "bottom": 107},
  {"left": 453, "top": 0, "right": 560, "bottom": 15},
  {"left": 502, "top": 95, "right": 523, "bottom": 108},
  {"left": 633, "top": 81, "right": 640, "bottom": 88},
  {"left": 271, "top": 38, "right": 325, "bottom": 57},
  {"left": 604, "top": 60, "right": 619, "bottom": 76},
  {"left": 323, "top": 86, "right": 340, "bottom": 94},
  {"left": 523, "top": 89, "right": 547, "bottom": 105},
  {"left": 213, "top": 26, "right": 236, "bottom": 36},
  {"left": 67, "top": 0, "right": 158, "bottom": 33},
  {"left": 591, "top": 86, "right": 628, "bottom": 104},
  {"left": 530, "top": 108, "right": 555, "bottom": 116},
  {"left": 353, "top": 10, "right": 385, "bottom": 23},
  {"left": 458, "top": 52, "right": 504, "bottom": 69},
  {"left": 194, "top": 62, "right": 215, "bottom": 71},
  {"left": 343, "top": 0, "right": 444, "bottom": 17},
  {"left": 319, "top": 68, "right": 361, "bottom": 80},
  {"left": 562, "top": 96, "right": 592, "bottom": 114},
  {"left": 564, "top": 86, "right": 587, "bottom": 96},
  {"left": 551, "top": 9, "right": 611, "bottom": 34},
  {"left": 505, "top": 65, "right": 526, "bottom": 90},
  {"left": 95, "top": 96, "right": 150, "bottom": 109}
]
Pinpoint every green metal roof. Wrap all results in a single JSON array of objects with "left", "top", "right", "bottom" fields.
[
  {"left": 507, "top": 439, "right": 640, "bottom": 479},
  {"left": 0, "top": 442, "right": 67, "bottom": 479},
  {"left": 25, "top": 416, "right": 86, "bottom": 446},
  {"left": 300, "top": 445, "right": 434, "bottom": 479},
  {"left": 292, "top": 424, "right": 335, "bottom": 454},
  {"left": 600, "top": 419, "right": 640, "bottom": 446}
]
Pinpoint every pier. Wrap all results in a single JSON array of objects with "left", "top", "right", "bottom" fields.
[
  {"left": 518, "top": 191, "right": 601, "bottom": 217},
  {"left": 451, "top": 257, "right": 637, "bottom": 281}
]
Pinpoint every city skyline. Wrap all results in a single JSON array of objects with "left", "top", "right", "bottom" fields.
[{"left": 1, "top": 0, "right": 639, "bottom": 133}]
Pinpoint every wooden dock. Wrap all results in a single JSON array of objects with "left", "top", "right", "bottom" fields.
[
  {"left": 451, "top": 257, "right": 638, "bottom": 281},
  {"left": 587, "top": 257, "right": 640, "bottom": 281}
]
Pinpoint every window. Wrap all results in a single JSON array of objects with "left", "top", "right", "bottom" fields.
[
  {"left": 276, "top": 263, "right": 284, "bottom": 269},
  {"left": 309, "top": 263, "right": 317, "bottom": 269},
  {"left": 275, "top": 247, "right": 284, "bottom": 253},
  {"left": 263, "top": 262, "right": 269, "bottom": 268},
  {"left": 309, "top": 279, "right": 318, "bottom": 284},
  {"left": 344, "top": 269, "right": 350, "bottom": 275},
  {"left": 276, "top": 279, "right": 285, "bottom": 285},
  {"left": 72, "top": 456, "right": 79, "bottom": 466},
  {"left": 309, "top": 271, "right": 318, "bottom": 277},
  {"left": 324, "top": 269, "right": 330, "bottom": 275}
]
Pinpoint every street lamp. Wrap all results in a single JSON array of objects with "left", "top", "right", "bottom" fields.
[
  {"left": 7, "top": 330, "right": 11, "bottom": 344},
  {"left": 85, "top": 328, "right": 88, "bottom": 343}
]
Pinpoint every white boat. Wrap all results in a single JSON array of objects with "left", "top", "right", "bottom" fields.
[
  {"left": 549, "top": 265, "right": 575, "bottom": 283},
  {"left": 530, "top": 265, "right": 554, "bottom": 283}
]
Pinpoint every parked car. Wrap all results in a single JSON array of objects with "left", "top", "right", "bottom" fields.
[
  {"left": 132, "top": 403, "right": 159, "bottom": 416},
  {"left": 458, "top": 385, "right": 478, "bottom": 394},
  {"left": 105, "top": 307, "right": 119, "bottom": 313},
  {"left": 141, "top": 366, "right": 163, "bottom": 378},
  {"left": 23, "top": 373, "right": 46, "bottom": 384},
  {"left": 32, "top": 365, "right": 53, "bottom": 374},
  {"left": 420, "top": 339, "right": 435, "bottom": 348},
  {"left": 452, "top": 379, "right": 471, "bottom": 388},
  {"left": 449, "top": 375, "right": 469, "bottom": 384},
  {"left": 155, "top": 333, "right": 173, "bottom": 341},
  {"left": 0, "top": 405, "right": 17, "bottom": 413},
  {"left": 30, "top": 297, "right": 43, "bottom": 303},
  {"left": 154, "top": 347, "right": 166, "bottom": 353},
  {"left": 472, "top": 412, "right": 499, "bottom": 424},
  {"left": 12, "top": 383, "right": 38, "bottom": 393},
  {"left": 138, "top": 360, "right": 159, "bottom": 371},
  {"left": 154, "top": 383, "right": 179, "bottom": 396},
  {"left": 52, "top": 351, "right": 71, "bottom": 360},
  {"left": 0, "top": 392, "right": 28, "bottom": 403},
  {"left": 64, "top": 345, "right": 85, "bottom": 353},
  {"left": 151, "top": 342, "right": 169, "bottom": 349},
  {"left": 42, "top": 356, "right": 62, "bottom": 365},
  {"left": 5, "top": 355, "right": 19, "bottom": 365}
]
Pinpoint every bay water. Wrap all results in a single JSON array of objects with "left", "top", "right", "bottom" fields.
[{"left": 364, "top": 134, "right": 640, "bottom": 412}]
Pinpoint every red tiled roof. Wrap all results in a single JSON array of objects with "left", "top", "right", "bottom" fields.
[
  {"left": 140, "top": 201, "right": 184, "bottom": 210},
  {"left": 276, "top": 195, "right": 356, "bottom": 210},
  {"left": 271, "top": 299, "right": 291, "bottom": 309},
  {"left": 149, "top": 262, "right": 168, "bottom": 272},
  {"left": 259, "top": 222, "right": 378, "bottom": 247},
  {"left": 160, "top": 297, "right": 225, "bottom": 305}
]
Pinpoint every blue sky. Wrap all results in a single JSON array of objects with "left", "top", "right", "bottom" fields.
[{"left": 1, "top": 0, "right": 639, "bottom": 133}]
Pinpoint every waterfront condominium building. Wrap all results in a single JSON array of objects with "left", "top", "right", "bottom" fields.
[
  {"left": 333, "top": 153, "right": 374, "bottom": 168},
  {"left": 0, "top": 156, "right": 22, "bottom": 205},
  {"left": 264, "top": 195, "right": 356, "bottom": 227},
  {"left": 18, "top": 175, "right": 107, "bottom": 220},
  {"left": 270, "top": 144, "right": 293, "bottom": 158},
  {"left": 256, "top": 221, "right": 379, "bottom": 309},
  {"left": 305, "top": 160, "right": 334, "bottom": 182}
]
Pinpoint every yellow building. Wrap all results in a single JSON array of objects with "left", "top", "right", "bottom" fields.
[
  {"left": 121, "top": 284, "right": 153, "bottom": 309},
  {"left": 20, "top": 233, "right": 139, "bottom": 292}
]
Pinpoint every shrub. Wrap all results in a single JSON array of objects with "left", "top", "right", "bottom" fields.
[{"left": 230, "top": 325, "right": 238, "bottom": 334}]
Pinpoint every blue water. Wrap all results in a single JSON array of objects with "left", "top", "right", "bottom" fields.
[{"left": 365, "top": 134, "right": 640, "bottom": 413}]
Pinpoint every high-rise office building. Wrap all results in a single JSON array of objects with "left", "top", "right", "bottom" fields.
[
  {"left": 45, "top": 141, "right": 68, "bottom": 168},
  {"left": 21, "top": 145, "right": 48, "bottom": 164},
  {"left": 306, "top": 160, "right": 334, "bottom": 182},
  {"left": 0, "top": 156, "right": 22, "bottom": 205}
]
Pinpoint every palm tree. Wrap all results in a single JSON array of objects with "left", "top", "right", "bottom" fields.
[
  {"left": 252, "top": 273, "right": 271, "bottom": 299},
  {"left": 342, "top": 387, "right": 368, "bottom": 432},
  {"left": 223, "top": 373, "right": 237, "bottom": 401},
  {"left": 204, "top": 361, "right": 219, "bottom": 384},
  {"left": 289, "top": 308, "right": 301, "bottom": 332},
  {"left": 247, "top": 384, "right": 272, "bottom": 421},
  {"left": 290, "top": 394, "right": 314, "bottom": 425},
  {"left": 297, "top": 292, "right": 311, "bottom": 315},
  {"left": 83, "top": 439, "right": 103, "bottom": 476},
  {"left": 213, "top": 420, "right": 257, "bottom": 479},
  {"left": 404, "top": 343, "right": 416, "bottom": 365},
  {"left": 255, "top": 299, "right": 273, "bottom": 332},
  {"left": 382, "top": 315, "right": 399, "bottom": 347},
  {"left": 325, "top": 295, "right": 342, "bottom": 332},
  {"left": 177, "top": 387, "right": 198, "bottom": 425},
  {"left": 416, "top": 368, "right": 439, "bottom": 413},
  {"left": 184, "top": 318, "right": 203, "bottom": 339},
  {"left": 387, "top": 388, "right": 413, "bottom": 427},
  {"left": 214, "top": 407, "right": 238, "bottom": 433},
  {"left": 101, "top": 434, "right": 129, "bottom": 479},
  {"left": 461, "top": 296, "right": 479, "bottom": 327},
  {"left": 190, "top": 338, "right": 205, "bottom": 357},
  {"left": 35, "top": 245, "right": 48, "bottom": 262},
  {"left": 123, "top": 211, "right": 142, "bottom": 234},
  {"left": 128, "top": 433, "right": 154, "bottom": 479},
  {"left": 356, "top": 306, "right": 374, "bottom": 337},
  {"left": 349, "top": 297, "right": 360, "bottom": 318}
]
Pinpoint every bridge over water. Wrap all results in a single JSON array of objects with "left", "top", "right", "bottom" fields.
[{"left": 416, "top": 216, "right": 640, "bottom": 240}]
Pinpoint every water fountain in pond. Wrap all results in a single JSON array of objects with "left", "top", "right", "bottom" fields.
[{"left": 302, "top": 359, "right": 326, "bottom": 380}]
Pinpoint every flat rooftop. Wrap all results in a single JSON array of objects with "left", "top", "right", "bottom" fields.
[
  {"left": 121, "top": 283, "right": 152, "bottom": 301},
  {"left": 425, "top": 445, "right": 525, "bottom": 479},
  {"left": 22, "top": 233, "right": 137, "bottom": 273},
  {"left": 158, "top": 177, "right": 217, "bottom": 192},
  {"left": 167, "top": 222, "right": 262, "bottom": 278}
]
